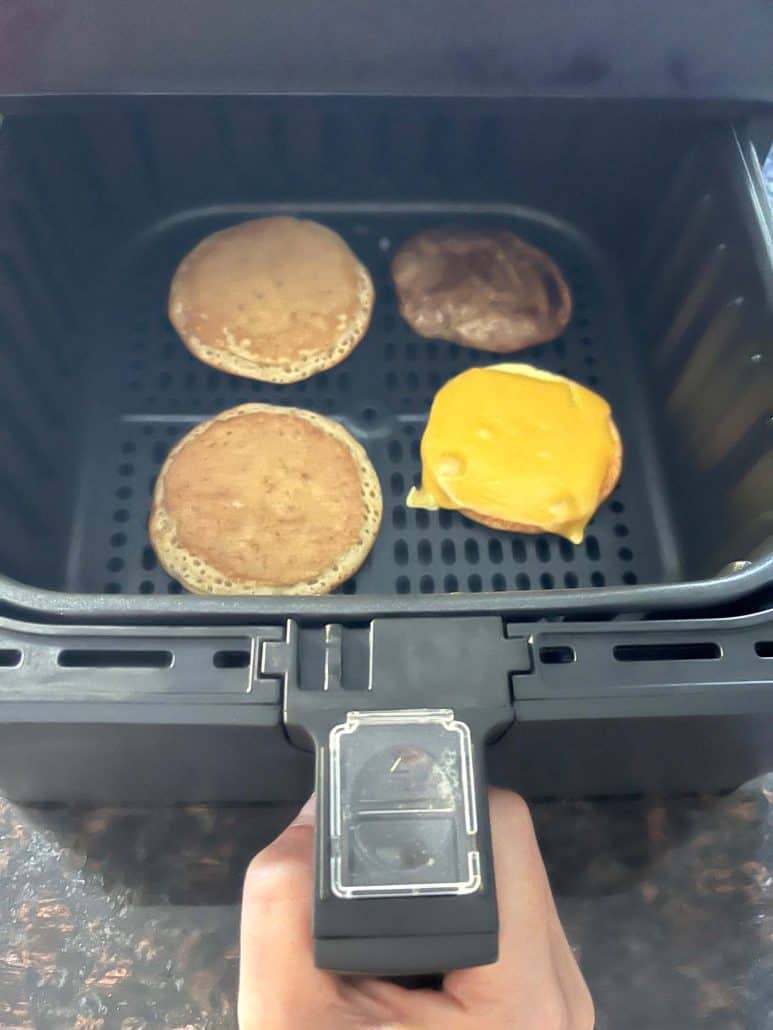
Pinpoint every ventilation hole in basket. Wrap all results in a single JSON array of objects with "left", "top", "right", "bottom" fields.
[
  {"left": 584, "top": 354, "right": 596, "bottom": 367},
  {"left": 581, "top": 336, "right": 593, "bottom": 347},
  {"left": 516, "top": 573, "right": 531, "bottom": 590},
  {"left": 405, "top": 341, "right": 417, "bottom": 361},
  {"left": 588, "top": 375, "right": 599, "bottom": 387},
  {"left": 382, "top": 313, "right": 395, "bottom": 332},
  {"left": 564, "top": 571, "right": 579, "bottom": 588},
  {"left": 559, "top": 538, "right": 574, "bottom": 561},
  {"left": 463, "top": 539, "right": 482, "bottom": 564},
  {"left": 362, "top": 407, "right": 378, "bottom": 424},
  {"left": 151, "top": 441, "right": 166, "bottom": 464},
  {"left": 468, "top": 574, "right": 482, "bottom": 592},
  {"left": 420, "top": 574, "right": 434, "bottom": 594},
  {"left": 165, "top": 425, "right": 178, "bottom": 437},
  {"left": 388, "top": 439, "right": 403, "bottom": 462},
  {"left": 614, "top": 523, "right": 629, "bottom": 538},
  {"left": 591, "top": 571, "right": 606, "bottom": 587},
  {"left": 576, "top": 317, "right": 590, "bottom": 329},
  {"left": 390, "top": 472, "right": 404, "bottom": 496},
  {"left": 427, "top": 370, "right": 442, "bottom": 389},
  {"left": 488, "top": 539, "right": 503, "bottom": 564},
  {"left": 115, "top": 485, "right": 132, "bottom": 501},
  {"left": 410, "top": 439, "right": 421, "bottom": 461},
  {"left": 540, "top": 573, "right": 555, "bottom": 589},
  {"left": 158, "top": 371, "right": 172, "bottom": 390},
  {"left": 619, "top": 547, "right": 633, "bottom": 562},
  {"left": 512, "top": 540, "right": 527, "bottom": 563},
  {"left": 385, "top": 341, "right": 395, "bottom": 360},
  {"left": 396, "top": 575, "right": 410, "bottom": 594},
  {"left": 418, "top": 540, "right": 432, "bottom": 565},
  {"left": 536, "top": 537, "right": 550, "bottom": 563},
  {"left": 438, "top": 510, "right": 453, "bottom": 529},
  {"left": 622, "top": 571, "right": 638, "bottom": 585},
  {"left": 121, "top": 441, "right": 136, "bottom": 454},
  {"left": 444, "top": 574, "right": 459, "bottom": 592},
  {"left": 104, "top": 582, "right": 122, "bottom": 593},
  {"left": 610, "top": 499, "right": 625, "bottom": 514},
  {"left": 441, "top": 539, "right": 456, "bottom": 564},
  {"left": 110, "top": 532, "right": 127, "bottom": 548},
  {"left": 341, "top": 579, "right": 357, "bottom": 594},
  {"left": 406, "top": 370, "right": 419, "bottom": 390},
  {"left": 142, "top": 546, "right": 157, "bottom": 571},
  {"left": 415, "top": 509, "right": 430, "bottom": 530},
  {"left": 386, "top": 370, "right": 398, "bottom": 389},
  {"left": 585, "top": 536, "right": 600, "bottom": 561},
  {"left": 492, "top": 573, "right": 507, "bottom": 591},
  {"left": 106, "top": 556, "right": 124, "bottom": 572},
  {"left": 141, "top": 424, "right": 154, "bottom": 436},
  {"left": 113, "top": 509, "right": 130, "bottom": 523},
  {"left": 167, "top": 581, "right": 183, "bottom": 594},
  {"left": 118, "top": 462, "right": 134, "bottom": 477},
  {"left": 394, "top": 540, "right": 409, "bottom": 565},
  {"left": 392, "top": 506, "right": 407, "bottom": 529},
  {"left": 139, "top": 580, "right": 155, "bottom": 594},
  {"left": 553, "top": 338, "right": 566, "bottom": 357},
  {"left": 402, "top": 423, "right": 416, "bottom": 437}
]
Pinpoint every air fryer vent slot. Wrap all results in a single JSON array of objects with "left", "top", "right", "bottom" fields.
[
  {"left": 58, "top": 649, "right": 173, "bottom": 669},
  {"left": 0, "top": 649, "right": 22, "bottom": 668},
  {"left": 755, "top": 642, "right": 773, "bottom": 658},
  {"left": 613, "top": 642, "right": 721, "bottom": 662},
  {"left": 539, "top": 646, "right": 576, "bottom": 665},
  {"left": 213, "top": 649, "right": 251, "bottom": 669}
]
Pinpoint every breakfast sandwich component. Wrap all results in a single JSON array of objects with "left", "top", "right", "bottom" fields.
[
  {"left": 169, "top": 217, "right": 374, "bottom": 383},
  {"left": 392, "top": 226, "right": 572, "bottom": 352},
  {"left": 407, "top": 364, "right": 621, "bottom": 544},
  {"left": 150, "top": 404, "right": 382, "bottom": 595}
]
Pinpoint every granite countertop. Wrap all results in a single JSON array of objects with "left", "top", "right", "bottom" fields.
[{"left": 0, "top": 778, "right": 770, "bottom": 1030}]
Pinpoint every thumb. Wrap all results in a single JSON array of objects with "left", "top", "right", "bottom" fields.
[{"left": 239, "top": 798, "right": 328, "bottom": 1011}]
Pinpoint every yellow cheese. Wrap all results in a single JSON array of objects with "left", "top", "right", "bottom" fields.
[{"left": 407, "top": 364, "right": 617, "bottom": 544}]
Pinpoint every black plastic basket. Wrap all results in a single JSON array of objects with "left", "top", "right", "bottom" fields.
[{"left": 0, "top": 94, "right": 770, "bottom": 800}]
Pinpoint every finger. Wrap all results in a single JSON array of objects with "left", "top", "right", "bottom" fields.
[{"left": 444, "top": 789, "right": 557, "bottom": 1007}]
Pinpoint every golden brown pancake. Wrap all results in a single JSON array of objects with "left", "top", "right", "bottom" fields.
[
  {"left": 392, "top": 226, "right": 572, "bottom": 352},
  {"left": 149, "top": 404, "right": 382, "bottom": 594},
  {"left": 168, "top": 217, "right": 374, "bottom": 383}
]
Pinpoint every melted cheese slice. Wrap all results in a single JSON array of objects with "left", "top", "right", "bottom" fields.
[{"left": 407, "top": 364, "right": 617, "bottom": 544}]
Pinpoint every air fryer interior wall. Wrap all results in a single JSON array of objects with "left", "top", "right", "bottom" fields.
[{"left": 0, "top": 99, "right": 770, "bottom": 599}]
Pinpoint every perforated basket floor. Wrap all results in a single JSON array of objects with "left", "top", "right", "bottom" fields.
[{"left": 71, "top": 205, "right": 670, "bottom": 596}]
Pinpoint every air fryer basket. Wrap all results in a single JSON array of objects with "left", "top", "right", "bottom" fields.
[{"left": 0, "top": 100, "right": 770, "bottom": 620}]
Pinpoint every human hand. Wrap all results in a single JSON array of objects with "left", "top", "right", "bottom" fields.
[{"left": 239, "top": 788, "right": 594, "bottom": 1029}]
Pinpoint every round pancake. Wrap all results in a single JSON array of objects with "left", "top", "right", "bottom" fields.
[
  {"left": 392, "top": 226, "right": 572, "bottom": 352},
  {"left": 168, "top": 217, "right": 374, "bottom": 383},
  {"left": 149, "top": 404, "right": 382, "bottom": 595}
]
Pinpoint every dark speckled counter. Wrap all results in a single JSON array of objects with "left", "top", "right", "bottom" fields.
[{"left": 0, "top": 779, "right": 771, "bottom": 1029}]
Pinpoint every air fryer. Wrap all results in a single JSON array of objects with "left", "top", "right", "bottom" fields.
[{"left": 0, "top": 0, "right": 771, "bottom": 978}]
